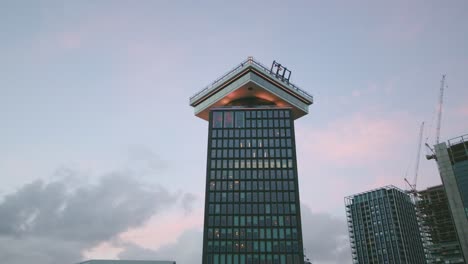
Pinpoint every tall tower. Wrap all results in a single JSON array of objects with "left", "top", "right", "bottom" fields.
[
  {"left": 345, "top": 186, "right": 426, "bottom": 264},
  {"left": 190, "top": 57, "right": 313, "bottom": 264}
]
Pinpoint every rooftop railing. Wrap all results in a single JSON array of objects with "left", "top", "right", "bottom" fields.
[
  {"left": 189, "top": 57, "right": 313, "bottom": 103},
  {"left": 447, "top": 133, "right": 468, "bottom": 147}
]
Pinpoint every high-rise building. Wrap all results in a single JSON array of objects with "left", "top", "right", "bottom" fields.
[
  {"left": 189, "top": 57, "right": 313, "bottom": 264},
  {"left": 417, "top": 185, "right": 464, "bottom": 263},
  {"left": 430, "top": 134, "right": 468, "bottom": 262},
  {"left": 345, "top": 186, "right": 426, "bottom": 264}
]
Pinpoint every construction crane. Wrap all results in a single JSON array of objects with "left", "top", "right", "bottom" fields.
[
  {"left": 426, "top": 74, "right": 446, "bottom": 160},
  {"left": 435, "top": 75, "right": 446, "bottom": 145},
  {"left": 405, "top": 122, "right": 425, "bottom": 194}
]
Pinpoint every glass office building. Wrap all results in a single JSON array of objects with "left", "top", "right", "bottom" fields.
[
  {"left": 444, "top": 135, "right": 468, "bottom": 218},
  {"left": 345, "top": 186, "right": 426, "bottom": 264},
  {"left": 190, "top": 58, "right": 313, "bottom": 264}
]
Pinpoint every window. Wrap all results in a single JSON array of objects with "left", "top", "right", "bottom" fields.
[
  {"left": 224, "top": 112, "right": 233, "bottom": 128},
  {"left": 235, "top": 111, "right": 245, "bottom": 128},
  {"left": 213, "top": 112, "right": 223, "bottom": 128}
]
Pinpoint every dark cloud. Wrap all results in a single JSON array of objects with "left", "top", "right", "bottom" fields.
[
  {"left": 0, "top": 237, "right": 84, "bottom": 264},
  {"left": 0, "top": 170, "right": 350, "bottom": 264},
  {"left": 180, "top": 192, "right": 197, "bottom": 215},
  {"left": 0, "top": 171, "right": 179, "bottom": 264},
  {"left": 301, "top": 205, "right": 352, "bottom": 263}
]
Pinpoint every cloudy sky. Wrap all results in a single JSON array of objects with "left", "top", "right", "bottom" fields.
[{"left": 1, "top": 1, "right": 467, "bottom": 263}]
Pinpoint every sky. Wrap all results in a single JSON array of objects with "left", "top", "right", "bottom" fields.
[{"left": 1, "top": 1, "right": 467, "bottom": 263}]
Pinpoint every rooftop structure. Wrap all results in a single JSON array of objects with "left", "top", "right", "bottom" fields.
[{"left": 189, "top": 57, "right": 313, "bottom": 121}]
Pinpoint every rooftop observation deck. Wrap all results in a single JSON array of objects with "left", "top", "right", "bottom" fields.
[{"left": 189, "top": 57, "right": 313, "bottom": 121}]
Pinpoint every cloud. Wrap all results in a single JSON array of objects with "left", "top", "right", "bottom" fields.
[
  {"left": 301, "top": 204, "right": 351, "bottom": 263},
  {"left": 457, "top": 105, "right": 468, "bottom": 117},
  {"left": 118, "top": 206, "right": 203, "bottom": 251},
  {"left": 0, "top": 236, "right": 84, "bottom": 264},
  {"left": 118, "top": 229, "right": 202, "bottom": 264},
  {"left": 0, "top": 171, "right": 179, "bottom": 264},
  {"left": 351, "top": 90, "right": 361, "bottom": 97},
  {"left": 295, "top": 112, "right": 414, "bottom": 212},
  {"left": 117, "top": 204, "right": 352, "bottom": 264},
  {"left": 127, "top": 145, "right": 168, "bottom": 173},
  {"left": 181, "top": 193, "right": 197, "bottom": 215},
  {"left": 58, "top": 31, "right": 83, "bottom": 50},
  {"left": 296, "top": 113, "right": 410, "bottom": 166}
]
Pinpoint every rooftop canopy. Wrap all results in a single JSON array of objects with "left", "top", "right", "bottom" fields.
[{"left": 189, "top": 57, "right": 313, "bottom": 121}]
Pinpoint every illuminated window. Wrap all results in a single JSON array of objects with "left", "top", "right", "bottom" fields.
[{"left": 224, "top": 112, "right": 233, "bottom": 128}]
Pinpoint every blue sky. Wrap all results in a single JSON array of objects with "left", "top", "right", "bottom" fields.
[{"left": 1, "top": 1, "right": 467, "bottom": 263}]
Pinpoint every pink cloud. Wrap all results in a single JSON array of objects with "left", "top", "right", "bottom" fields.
[
  {"left": 83, "top": 207, "right": 204, "bottom": 260},
  {"left": 57, "top": 32, "right": 83, "bottom": 50},
  {"left": 458, "top": 105, "right": 468, "bottom": 117},
  {"left": 83, "top": 242, "right": 124, "bottom": 260},
  {"left": 296, "top": 113, "right": 410, "bottom": 166},
  {"left": 118, "top": 208, "right": 203, "bottom": 249},
  {"left": 295, "top": 112, "right": 415, "bottom": 212},
  {"left": 351, "top": 90, "right": 361, "bottom": 97}
]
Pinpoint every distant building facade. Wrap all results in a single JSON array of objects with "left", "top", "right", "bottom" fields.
[
  {"left": 431, "top": 134, "right": 468, "bottom": 262},
  {"left": 345, "top": 186, "right": 426, "bottom": 264},
  {"left": 77, "top": 260, "right": 175, "bottom": 264},
  {"left": 418, "top": 185, "right": 464, "bottom": 263}
]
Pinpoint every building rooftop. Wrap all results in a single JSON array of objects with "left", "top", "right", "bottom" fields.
[
  {"left": 344, "top": 185, "right": 404, "bottom": 200},
  {"left": 448, "top": 133, "right": 468, "bottom": 147},
  {"left": 189, "top": 57, "right": 313, "bottom": 121}
]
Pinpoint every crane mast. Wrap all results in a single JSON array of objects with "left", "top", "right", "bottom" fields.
[
  {"left": 414, "top": 122, "right": 424, "bottom": 189},
  {"left": 405, "top": 122, "right": 425, "bottom": 194},
  {"left": 435, "top": 75, "right": 446, "bottom": 145}
]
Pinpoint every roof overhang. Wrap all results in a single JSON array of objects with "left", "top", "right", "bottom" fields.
[{"left": 189, "top": 58, "right": 313, "bottom": 121}]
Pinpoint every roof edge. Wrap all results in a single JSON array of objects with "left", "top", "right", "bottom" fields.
[{"left": 189, "top": 57, "right": 313, "bottom": 106}]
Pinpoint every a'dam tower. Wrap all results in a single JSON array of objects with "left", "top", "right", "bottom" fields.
[{"left": 190, "top": 57, "right": 313, "bottom": 264}]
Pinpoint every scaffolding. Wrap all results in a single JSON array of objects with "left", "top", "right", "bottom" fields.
[{"left": 417, "top": 185, "right": 465, "bottom": 263}]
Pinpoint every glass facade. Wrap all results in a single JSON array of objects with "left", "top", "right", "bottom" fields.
[
  {"left": 202, "top": 107, "right": 304, "bottom": 264},
  {"left": 434, "top": 136, "right": 468, "bottom": 262},
  {"left": 345, "top": 186, "right": 426, "bottom": 264},
  {"left": 448, "top": 139, "right": 468, "bottom": 218}
]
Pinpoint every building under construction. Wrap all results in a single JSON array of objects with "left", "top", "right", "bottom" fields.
[
  {"left": 428, "top": 134, "right": 468, "bottom": 262},
  {"left": 417, "top": 185, "right": 464, "bottom": 263}
]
